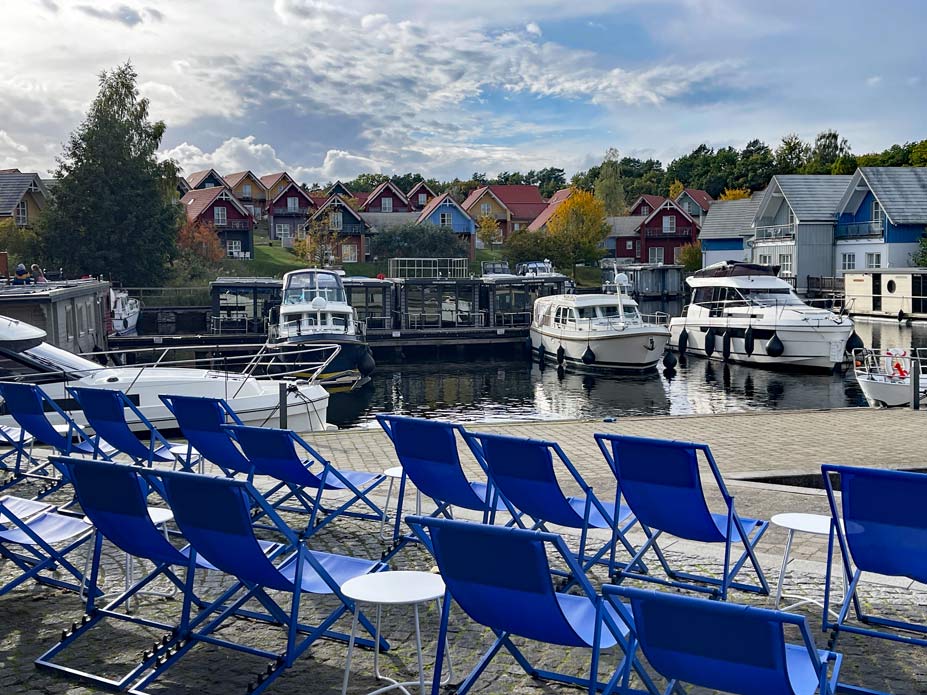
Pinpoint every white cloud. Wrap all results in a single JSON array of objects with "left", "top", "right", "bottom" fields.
[
  {"left": 525, "top": 22, "right": 541, "bottom": 36},
  {"left": 0, "top": 130, "right": 29, "bottom": 155},
  {"left": 865, "top": 75, "right": 882, "bottom": 87}
]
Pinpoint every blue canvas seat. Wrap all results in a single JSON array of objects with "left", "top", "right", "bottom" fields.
[
  {"left": 595, "top": 433, "right": 768, "bottom": 600},
  {"left": 0, "top": 492, "right": 92, "bottom": 596},
  {"left": 160, "top": 394, "right": 250, "bottom": 476},
  {"left": 464, "top": 430, "right": 642, "bottom": 576},
  {"left": 822, "top": 464, "right": 927, "bottom": 652},
  {"left": 406, "top": 516, "right": 659, "bottom": 695},
  {"left": 123, "top": 467, "right": 387, "bottom": 695},
  {"left": 68, "top": 387, "right": 194, "bottom": 469},
  {"left": 601, "top": 585, "right": 843, "bottom": 695},
  {"left": 225, "top": 424, "right": 385, "bottom": 536}
]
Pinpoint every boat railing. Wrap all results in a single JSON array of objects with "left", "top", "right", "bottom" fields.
[
  {"left": 270, "top": 317, "right": 363, "bottom": 341},
  {"left": 853, "top": 347, "right": 927, "bottom": 380},
  {"left": 494, "top": 311, "right": 532, "bottom": 327}
]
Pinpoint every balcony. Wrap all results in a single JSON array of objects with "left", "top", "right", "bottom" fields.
[
  {"left": 215, "top": 219, "right": 251, "bottom": 230},
  {"left": 835, "top": 220, "right": 883, "bottom": 239},
  {"left": 645, "top": 226, "right": 694, "bottom": 238},
  {"left": 272, "top": 206, "right": 311, "bottom": 216},
  {"left": 754, "top": 224, "right": 795, "bottom": 241}
]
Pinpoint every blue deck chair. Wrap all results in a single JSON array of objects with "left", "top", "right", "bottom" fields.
[
  {"left": 225, "top": 424, "right": 385, "bottom": 536},
  {"left": 0, "top": 491, "right": 93, "bottom": 596},
  {"left": 601, "top": 585, "right": 843, "bottom": 695},
  {"left": 126, "top": 467, "right": 387, "bottom": 695},
  {"left": 595, "top": 433, "right": 769, "bottom": 601},
  {"left": 376, "top": 415, "right": 511, "bottom": 546},
  {"left": 406, "top": 516, "right": 660, "bottom": 695},
  {"left": 822, "top": 464, "right": 927, "bottom": 652},
  {"left": 463, "top": 430, "right": 643, "bottom": 576},
  {"left": 67, "top": 387, "right": 194, "bottom": 469},
  {"left": 160, "top": 394, "right": 250, "bottom": 476}
]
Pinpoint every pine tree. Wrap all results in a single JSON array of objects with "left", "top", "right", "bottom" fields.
[{"left": 39, "top": 63, "right": 181, "bottom": 285}]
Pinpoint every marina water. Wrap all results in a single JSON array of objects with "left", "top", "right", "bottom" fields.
[{"left": 328, "top": 319, "right": 927, "bottom": 428}]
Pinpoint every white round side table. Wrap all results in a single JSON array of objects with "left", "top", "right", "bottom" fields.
[
  {"left": 341, "top": 570, "right": 452, "bottom": 695},
  {"left": 378, "top": 466, "right": 422, "bottom": 542},
  {"left": 771, "top": 512, "right": 844, "bottom": 616}
]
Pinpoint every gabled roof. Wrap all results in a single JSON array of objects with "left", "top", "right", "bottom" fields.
[
  {"left": 361, "top": 180, "right": 409, "bottom": 210},
  {"left": 699, "top": 191, "right": 764, "bottom": 240},
  {"left": 326, "top": 180, "right": 353, "bottom": 197},
  {"left": 839, "top": 167, "right": 927, "bottom": 225},
  {"left": 756, "top": 175, "right": 853, "bottom": 223},
  {"left": 528, "top": 188, "right": 573, "bottom": 231},
  {"left": 416, "top": 192, "right": 472, "bottom": 224},
  {"left": 407, "top": 181, "right": 437, "bottom": 199},
  {"left": 310, "top": 193, "right": 364, "bottom": 223},
  {"left": 180, "top": 187, "right": 252, "bottom": 222},
  {"left": 260, "top": 172, "right": 294, "bottom": 190},
  {"left": 177, "top": 177, "right": 191, "bottom": 194},
  {"left": 0, "top": 171, "right": 49, "bottom": 216},
  {"left": 185, "top": 168, "right": 224, "bottom": 189},
  {"left": 462, "top": 185, "right": 547, "bottom": 220},
  {"left": 270, "top": 182, "right": 314, "bottom": 207},
  {"left": 630, "top": 194, "right": 666, "bottom": 212},
  {"left": 676, "top": 188, "right": 713, "bottom": 212},
  {"left": 640, "top": 197, "right": 697, "bottom": 227},
  {"left": 606, "top": 216, "right": 643, "bottom": 238},
  {"left": 223, "top": 170, "right": 268, "bottom": 192}
]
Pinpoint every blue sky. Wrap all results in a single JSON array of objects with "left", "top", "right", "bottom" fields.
[{"left": 2, "top": 0, "right": 925, "bottom": 184}]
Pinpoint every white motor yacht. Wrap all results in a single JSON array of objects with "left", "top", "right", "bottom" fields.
[
  {"left": 530, "top": 281, "right": 671, "bottom": 372},
  {"left": 669, "top": 262, "right": 858, "bottom": 371},
  {"left": 110, "top": 289, "right": 140, "bottom": 336},
  {"left": 0, "top": 315, "right": 331, "bottom": 432}
]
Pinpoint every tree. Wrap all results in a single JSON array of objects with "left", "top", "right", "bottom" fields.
[
  {"left": 594, "top": 151, "right": 628, "bottom": 216},
  {"left": 719, "top": 187, "right": 752, "bottom": 200},
  {"left": 0, "top": 218, "right": 41, "bottom": 269},
  {"left": 368, "top": 223, "right": 468, "bottom": 258},
  {"left": 668, "top": 179, "right": 684, "bottom": 200},
  {"left": 802, "top": 130, "right": 850, "bottom": 174},
  {"left": 735, "top": 139, "right": 776, "bottom": 190},
  {"left": 831, "top": 154, "right": 858, "bottom": 175},
  {"left": 171, "top": 221, "right": 225, "bottom": 283},
  {"left": 911, "top": 140, "right": 927, "bottom": 167},
  {"left": 293, "top": 216, "right": 338, "bottom": 267},
  {"left": 38, "top": 63, "right": 181, "bottom": 285},
  {"left": 775, "top": 134, "right": 810, "bottom": 174},
  {"left": 911, "top": 228, "right": 927, "bottom": 267},
  {"left": 502, "top": 228, "right": 554, "bottom": 266},
  {"left": 534, "top": 167, "right": 567, "bottom": 198},
  {"left": 677, "top": 241, "right": 702, "bottom": 272},
  {"left": 476, "top": 213, "right": 502, "bottom": 248},
  {"left": 545, "top": 189, "right": 609, "bottom": 279}
]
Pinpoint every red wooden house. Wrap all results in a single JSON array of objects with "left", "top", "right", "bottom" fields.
[
  {"left": 608, "top": 197, "right": 699, "bottom": 264},
  {"left": 361, "top": 181, "right": 411, "bottom": 213},
  {"left": 180, "top": 188, "right": 254, "bottom": 259}
]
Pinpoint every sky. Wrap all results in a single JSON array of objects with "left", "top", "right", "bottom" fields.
[{"left": 2, "top": 0, "right": 925, "bottom": 184}]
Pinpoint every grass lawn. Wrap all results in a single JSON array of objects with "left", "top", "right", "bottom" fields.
[
  {"left": 573, "top": 265, "right": 602, "bottom": 288},
  {"left": 220, "top": 244, "right": 305, "bottom": 278}
]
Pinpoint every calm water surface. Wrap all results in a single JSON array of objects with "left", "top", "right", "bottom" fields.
[{"left": 328, "top": 319, "right": 927, "bottom": 429}]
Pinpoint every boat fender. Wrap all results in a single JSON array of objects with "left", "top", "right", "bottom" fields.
[
  {"left": 704, "top": 328, "right": 716, "bottom": 357},
  {"left": 677, "top": 328, "right": 688, "bottom": 355},
  {"left": 845, "top": 332, "right": 864, "bottom": 353},
  {"left": 524, "top": 336, "right": 532, "bottom": 357},
  {"left": 766, "top": 333, "right": 784, "bottom": 358},
  {"left": 581, "top": 346, "right": 596, "bottom": 365},
  {"left": 662, "top": 350, "right": 677, "bottom": 370},
  {"left": 538, "top": 344, "right": 546, "bottom": 365},
  {"left": 556, "top": 345, "right": 565, "bottom": 364},
  {"left": 744, "top": 326, "right": 755, "bottom": 357},
  {"left": 722, "top": 331, "right": 731, "bottom": 361},
  {"left": 358, "top": 349, "right": 376, "bottom": 376},
  {"left": 898, "top": 309, "right": 906, "bottom": 323}
]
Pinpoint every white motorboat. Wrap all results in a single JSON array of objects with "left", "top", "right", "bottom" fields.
[
  {"left": 530, "top": 283, "right": 671, "bottom": 372},
  {"left": 110, "top": 289, "right": 140, "bottom": 336},
  {"left": 0, "top": 315, "right": 332, "bottom": 432},
  {"left": 669, "top": 262, "right": 858, "bottom": 371},
  {"left": 853, "top": 347, "right": 927, "bottom": 408}
]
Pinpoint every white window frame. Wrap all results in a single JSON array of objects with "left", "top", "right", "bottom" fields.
[
  {"left": 276, "top": 224, "right": 291, "bottom": 239},
  {"left": 480, "top": 202, "right": 491, "bottom": 216},
  {"left": 513, "top": 223, "right": 522, "bottom": 232},
  {"left": 626, "top": 240, "right": 633, "bottom": 250},
  {"left": 381, "top": 197, "right": 393, "bottom": 213},
  {"left": 778, "top": 253, "right": 793, "bottom": 275},
  {"left": 418, "top": 193, "right": 428, "bottom": 206},
  {"left": 648, "top": 247, "right": 665, "bottom": 264},
  {"left": 213, "top": 206, "right": 227, "bottom": 226},
  {"left": 287, "top": 196, "right": 299, "bottom": 212},
  {"left": 866, "top": 252, "right": 881, "bottom": 269},
  {"left": 14, "top": 200, "right": 27, "bottom": 226},
  {"left": 341, "top": 243, "right": 358, "bottom": 263},
  {"left": 758, "top": 253, "right": 773, "bottom": 266},
  {"left": 329, "top": 211, "right": 343, "bottom": 231},
  {"left": 872, "top": 200, "right": 883, "bottom": 225},
  {"left": 841, "top": 253, "right": 856, "bottom": 271},
  {"left": 439, "top": 212, "right": 453, "bottom": 227},
  {"left": 640, "top": 205, "right": 650, "bottom": 215},
  {"left": 674, "top": 246, "right": 683, "bottom": 264},
  {"left": 226, "top": 239, "right": 242, "bottom": 257},
  {"left": 296, "top": 224, "right": 307, "bottom": 240},
  {"left": 242, "top": 183, "right": 252, "bottom": 198},
  {"left": 662, "top": 216, "right": 676, "bottom": 234}
]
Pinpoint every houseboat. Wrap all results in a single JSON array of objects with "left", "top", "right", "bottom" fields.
[
  {"left": 530, "top": 282, "right": 671, "bottom": 372},
  {"left": 268, "top": 269, "right": 375, "bottom": 388},
  {"left": 669, "top": 262, "right": 857, "bottom": 371},
  {"left": 843, "top": 268, "right": 927, "bottom": 321}
]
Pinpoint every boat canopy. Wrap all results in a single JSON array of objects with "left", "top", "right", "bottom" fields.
[
  {"left": 0, "top": 315, "right": 47, "bottom": 352},
  {"left": 693, "top": 262, "right": 780, "bottom": 279}
]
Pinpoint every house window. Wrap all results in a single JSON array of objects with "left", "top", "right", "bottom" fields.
[
  {"left": 662, "top": 216, "right": 676, "bottom": 234},
  {"left": 640, "top": 205, "right": 650, "bottom": 216},
  {"left": 242, "top": 184, "right": 252, "bottom": 198},
  {"left": 513, "top": 223, "right": 522, "bottom": 232},
  {"left": 14, "top": 201, "right": 27, "bottom": 226},
  {"left": 779, "top": 254, "right": 793, "bottom": 275},
  {"left": 626, "top": 241, "right": 633, "bottom": 250},
  {"left": 689, "top": 202, "right": 698, "bottom": 215},
  {"left": 635, "top": 241, "right": 641, "bottom": 258},
  {"left": 296, "top": 224, "right": 307, "bottom": 240},
  {"left": 674, "top": 246, "right": 683, "bottom": 264},
  {"left": 872, "top": 200, "right": 883, "bottom": 225},
  {"left": 204, "top": 182, "right": 215, "bottom": 188},
  {"left": 418, "top": 193, "right": 427, "bottom": 206},
  {"left": 287, "top": 197, "right": 299, "bottom": 212},
  {"left": 648, "top": 247, "right": 664, "bottom": 264},
  {"left": 758, "top": 254, "right": 773, "bottom": 266},
  {"left": 65, "top": 305, "right": 75, "bottom": 341},
  {"left": 866, "top": 252, "right": 881, "bottom": 269},
  {"left": 276, "top": 224, "right": 291, "bottom": 239},
  {"left": 341, "top": 243, "right": 358, "bottom": 263},
  {"left": 330, "top": 211, "right": 343, "bottom": 231},
  {"left": 841, "top": 253, "right": 856, "bottom": 271},
  {"left": 213, "top": 207, "right": 227, "bottom": 226},
  {"left": 381, "top": 197, "right": 393, "bottom": 213},
  {"left": 226, "top": 240, "right": 242, "bottom": 257},
  {"left": 787, "top": 208, "right": 795, "bottom": 227},
  {"left": 480, "top": 202, "right": 491, "bottom": 216},
  {"left": 439, "top": 212, "right": 453, "bottom": 227}
]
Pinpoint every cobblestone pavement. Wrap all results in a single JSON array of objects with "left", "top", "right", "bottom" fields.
[{"left": 2, "top": 408, "right": 926, "bottom": 694}]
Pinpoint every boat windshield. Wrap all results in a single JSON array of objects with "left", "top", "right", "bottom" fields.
[
  {"left": 738, "top": 288, "right": 804, "bottom": 307},
  {"left": 575, "top": 304, "right": 640, "bottom": 321},
  {"left": 23, "top": 343, "right": 102, "bottom": 375},
  {"left": 283, "top": 272, "right": 346, "bottom": 305}
]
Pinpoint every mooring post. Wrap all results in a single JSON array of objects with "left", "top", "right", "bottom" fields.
[
  {"left": 279, "top": 382, "right": 288, "bottom": 429},
  {"left": 912, "top": 354, "right": 921, "bottom": 411}
]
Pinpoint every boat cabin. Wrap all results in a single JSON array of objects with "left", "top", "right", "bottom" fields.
[
  {"left": 343, "top": 277, "right": 395, "bottom": 330},
  {"left": 481, "top": 274, "right": 571, "bottom": 327},
  {"left": 209, "top": 277, "right": 282, "bottom": 334},
  {"left": 533, "top": 295, "right": 646, "bottom": 331},
  {"left": 844, "top": 268, "right": 927, "bottom": 320},
  {"left": 277, "top": 269, "right": 357, "bottom": 339}
]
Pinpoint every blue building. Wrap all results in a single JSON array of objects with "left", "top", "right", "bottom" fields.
[
  {"left": 699, "top": 192, "right": 762, "bottom": 267},
  {"left": 416, "top": 192, "right": 476, "bottom": 258}
]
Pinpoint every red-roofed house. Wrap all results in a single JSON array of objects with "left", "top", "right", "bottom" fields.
[
  {"left": 675, "top": 188, "right": 713, "bottom": 224},
  {"left": 629, "top": 194, "right": 666, "bottom": 217},
  {"left": 527, "top": 188, "right": 573, "bottom": 232},
  {"left": 180, "top": 188, "right": 254, "bottom": 259},
  {"left": 308, "top": 194, "right": 369, "bottom": 264},
  {"left": 224, "top": 171, "right": 268, "bottom": 221},
  {"left": 361, "top": 181, "right": 411, "bottom": 213},
  {"left": 636, "top": 198, "right": 699, "bottom": 264},
  {"left": 268, "top": 183, "right": 317, "bottom": 246},
  {"left": 407, "top": 181, "right": 437, "bottom": 211},
  {"left": 461, "top": 184, "right": 547, "bottom": 242},
  {"left": 186, "top": 168, "right": 226, "bottom": 190},
  {"left": 260, "top": 172, "right": 297, "bottom": 204}
]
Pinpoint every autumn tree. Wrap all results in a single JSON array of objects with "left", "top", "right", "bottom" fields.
[
  {"left": 677, "top": 241, "right": 703, "bottom": 272},
  {"left": 719, "top": 188, "right": 752, "bottom": 201},
  {"left": 545, "top": 189, "right": 609, "bottom": 279},
  {"left": 476, "top": 213, "right": 502, "bottom": 248},
  {"left": 668, "top": 179, "right": 684, "bottom": 200},
  {"left": 170, "top": 221, "right": 225, "bottom": 283},
  {"left": 502, "top": 228, "right": 554, "bottom": 266},
  {"left": 368, "top": 222, "right": 467, "bottom": 258},
  {"left": 293, "top": 215, "right": 338, "bottom": 267}
]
